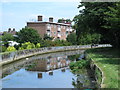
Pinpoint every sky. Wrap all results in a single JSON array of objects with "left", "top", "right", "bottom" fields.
[{"left": 0, "top": 0, "right": 83, "bottom": 32}]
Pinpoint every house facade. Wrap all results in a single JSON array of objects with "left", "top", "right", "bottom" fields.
[{"left": 27, "top": 15, "right": 74, "bottom": 40}]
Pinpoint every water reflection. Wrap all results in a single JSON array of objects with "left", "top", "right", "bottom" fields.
[
  {"left": 25, "top": 56, "right": 70, "bottom": 72},
  {"left": 2, "top": 50, "right": 96, "bottom": 88},
  {"left": 2, "top": 50, "right": 83, "bottom": 78}
]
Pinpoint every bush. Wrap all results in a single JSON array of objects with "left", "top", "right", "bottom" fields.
[
  {"left": 36, "top": 43, "right": 41, "bottom": 48},
  {"left": 21, "top": 42, "right": 35, "bottom": 49},
  {"left": 18, "top": 47, "right": 24, "bottom": 50},
  {"left": 2, "top": 46, "right": 7, "bottom": 52},
  {"left": 6, "top": 46, "right": 16, "bottom": 52}
]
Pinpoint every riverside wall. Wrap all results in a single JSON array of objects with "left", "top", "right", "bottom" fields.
[{"left": 0, "top": 44, "right": 111, "bottom": 66}]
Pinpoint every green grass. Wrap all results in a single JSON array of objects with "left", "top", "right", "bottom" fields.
[{"left": 86, "top": 47, "right": 120, "bottom": 88}]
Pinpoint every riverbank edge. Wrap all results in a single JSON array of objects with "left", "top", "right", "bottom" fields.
[
  {"left": 86, "top": 53, "right": 105, "bottom": 88},
  {"left": 0, "top": 47, "right": 89, "bottom": 66}
]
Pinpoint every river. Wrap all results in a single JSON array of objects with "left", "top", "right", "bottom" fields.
[{"left": 2, "top": 50, "right": 96, "bottom": 88}]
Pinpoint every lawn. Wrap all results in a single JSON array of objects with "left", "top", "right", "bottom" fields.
[{"left": 86, "top": 47, "right": 120, "bottom": 88}]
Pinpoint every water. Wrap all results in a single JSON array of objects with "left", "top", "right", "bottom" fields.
[{"left": 2, "top": 50, "right": 95, "bottom": 88}]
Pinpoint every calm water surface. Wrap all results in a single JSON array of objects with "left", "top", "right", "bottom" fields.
[{"left": 2, "top": 50, "right": 95, "bottom": 88}]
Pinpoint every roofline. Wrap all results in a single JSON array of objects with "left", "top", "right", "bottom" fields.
[{"left": 27, "top": 21, "right": 71, "bottom": 26}]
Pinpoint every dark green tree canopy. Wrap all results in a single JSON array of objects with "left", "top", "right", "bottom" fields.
[
  {"left": 16, "top": 27, "right": 42, "bottom": 44},
  {"left": 66, "top": 33, "right": 77, "bottom": 45},
  {"left": 73, "top": 2, "right": 119, "bottom": 47},
  {"left": 2, "top": 33, "right": 14, "bottom": 42}
]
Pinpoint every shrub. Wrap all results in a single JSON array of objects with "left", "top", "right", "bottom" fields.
[
  {"left": 21, "top": 42, "right": 35, "bottom": 49},
  {"left": 36, "top": 43, "right": 41, "bottom": 48},
  {"left": 6, "top": 46, "right": 16, "bottom": 52},
  {"left": 18, "top": 47, "right": 24, "bottom": 50},
  {"left": 2, "top": 46, "right": 7, "bottom": 52}
]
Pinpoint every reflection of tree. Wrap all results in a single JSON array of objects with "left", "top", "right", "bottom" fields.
[
  {"left": 72, "top": 78, "right": 83, "bottom": 88},
  {"left": 68, "top": 54, "right": 80, "bottom": 61},
  {"left": 72, "top": 69, "right": 91, "bottom": 88}
]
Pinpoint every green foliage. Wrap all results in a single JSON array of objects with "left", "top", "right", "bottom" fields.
[
  {"left": 21, "top": 42, "right": 35, "bottom": 49},
  {"left": 6, "top": 46, "right": 16, "bottom": 52},
  {"left": 18, "top": 47, "right": 24, "bottom": 50},
  {"left": 1, "top": 46, "right": 7, "bottom": 52},
  {"left": 58, "top": 18, "right": 71, "bottom": 23},
  {"left": 43, "top": 34, "right": 53, "bottom": 40},
  {"left": 36, "top": 43, "right": 41, "bottom": 48},
  {"left": 103, "top": 2, "right": 120, "bottom": 48},
  {"left": 73, "top": 2, "right": 117, "bottom": 46},
  {"left": 2, "top": 33, "right": 14, "bottom": 42},
  {"left": 86, "top": 47, "right": 119, "bottom": 88},
  {"left": 70, "top": 60, "right": 90, "bottom": 73},
  {"left": 2, "top": 33, "right": 14, "bottom": 47},
  {"left": 41, "top": 40, "right": 71, "bottom": 47},
  {"left": 66, "top": 33, "right": 77, "bottom": 45},
  {"left": 78, "top": 33, "right": 101, "bottom": 45},
  {"left": 16, "top": 27, "right": 42, "bottom": 44}
]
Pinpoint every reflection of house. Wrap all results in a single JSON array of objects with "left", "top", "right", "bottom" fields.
[
  {"left": 26, "top": 56, "right": 71, "bottom": 72},
  {"left": 35, "top": 59, "right": 47, "bottom": 72}
]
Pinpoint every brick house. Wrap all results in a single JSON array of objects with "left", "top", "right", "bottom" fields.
[{"left": 27, "top": 15, "right": 74, "bottom": 40}]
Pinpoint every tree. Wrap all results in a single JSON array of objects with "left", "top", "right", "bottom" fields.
[
  {"left": 66, "top": 33, "right": 77, "bottom": 45},
  {"left": 73, "top": 2, "right": 116, "bottom": 45},
  {"left": 2, "top": 33, "right": 14, "bottom": 47},
  {"left": 16, "top": 27, "right": 42, "bottom": 44},
  {"left": 103, "top": 2, "right": 120, "bottom": 48}
]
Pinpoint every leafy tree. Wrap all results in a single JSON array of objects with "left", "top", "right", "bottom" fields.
[
  {"left": 2, "top": 33, "right": 14, "bottom": 47},
  {"left": 66, "top": 33, "right": 77, "bottom": 45},
  {"left": 78, "top": 33, "right": 101, "bottom": 45},
  {"left": 73, "top": 2, "right": 116, "bottom": 45},
  {"left": 16, "top": 27, "right": 42, "bottom": 44},
  {"left": 103, "top": 2, "right": 120, "bottom": 48},
  {"left": 2, "top": 33, "right": 14, "bottom": 41}
]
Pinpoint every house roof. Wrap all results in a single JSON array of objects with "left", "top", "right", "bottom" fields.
[{"left": 27, "top": 21, "right": 72, "bottom": 26}]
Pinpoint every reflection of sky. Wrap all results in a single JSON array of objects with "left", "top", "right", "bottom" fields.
[
  {"left": 2, "top": 68, "right": 76, "bottom": 88},
  {"left": 1, "top": 2, "right": 82, "bottom": 31}
]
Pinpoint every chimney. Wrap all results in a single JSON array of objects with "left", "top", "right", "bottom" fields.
[
  {"left": 8, "top": 28, "right": 11, "bottom": 32},
  {"left": 62, "top": 19, "right": 66, "bottom": 23},
  {"left": 38, "top": 15, "right": 43, "bottom": 21},
  {"left": 13, "top": 28, "right": 15, "bottom": 31},
  {"left": 49, "top": 17, "right": 53, "bottom": 22}
]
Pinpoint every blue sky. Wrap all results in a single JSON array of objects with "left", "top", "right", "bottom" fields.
[{"left": 1, "top": 1, "right": 81, "bottom": 31}]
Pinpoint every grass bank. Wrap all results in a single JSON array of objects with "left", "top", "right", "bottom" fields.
[{"left": 86, "top": 47, "right": 120, "bottom": 88}]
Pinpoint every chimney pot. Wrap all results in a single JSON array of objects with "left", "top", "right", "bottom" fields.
[
  {"left": 38, "top": 15, "right": 43, "bottom": 21},
  {"left": 8, "top": 28, "right": 11, "bottom": 32},
  {"left": 49, "top": 17, "right": 53, "bottom": 22},
  {"left": 13, "top": 28, "right": 15, "bottom": 31}
]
